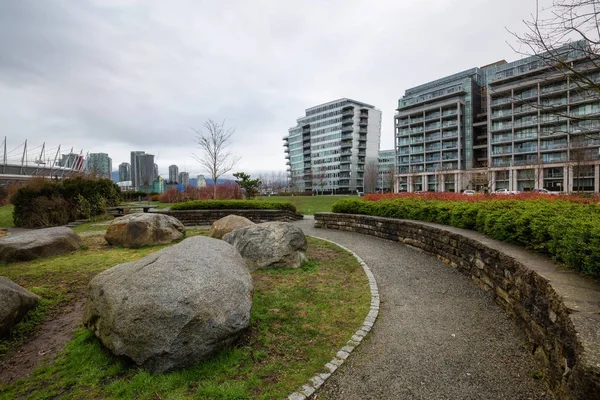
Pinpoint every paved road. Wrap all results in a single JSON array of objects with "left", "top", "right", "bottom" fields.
[{"left": 294, "top": 218, "right": 550, "bottom": 400}]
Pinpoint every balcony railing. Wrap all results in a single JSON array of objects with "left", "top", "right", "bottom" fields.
[
  {"left": 540, "top": 142, "right": 568, "bottom": 150},
  {"left": 514, "top": 146, "right": 538, "bottom": 153}
]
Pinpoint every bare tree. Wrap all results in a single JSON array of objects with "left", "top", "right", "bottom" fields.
[
  {"left": 509, "top": 1, "right": 600, "bottom": 137},
  {"left": 386, "top": 164, "right": 396, "bottom": 193},
  {"left": 312, "top": 166, "right": 327, "bottom": 195},
  {"left": 192, "top": 119, "right": 240, "bottom": 199},
  {"left": 364, "top": 161, "right": 378, "bottom": 193}
]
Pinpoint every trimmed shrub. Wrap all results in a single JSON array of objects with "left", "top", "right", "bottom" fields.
[
  {"left": 11, "top": 177, "right": 121, "bottom": 228},
  {"left": 171, "top": 200, "right": 297, "bottom": 213},
  {"left": 331, "top": 197, "right": 600, "bottom": 277}
]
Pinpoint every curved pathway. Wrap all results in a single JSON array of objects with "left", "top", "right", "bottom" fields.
[{"left": 294, "top": 218, "right": 550, "bottom": 400}]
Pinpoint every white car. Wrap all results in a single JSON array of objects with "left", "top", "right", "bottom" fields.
[
  {"left": 532, "top": 188, "right": 560, "bottom": 195},
  {"left": 463, "top": 190, "right": 476, "bottom": 195},
  {"left": 493, "top": 188, "right": 511, "bottom": 195}
]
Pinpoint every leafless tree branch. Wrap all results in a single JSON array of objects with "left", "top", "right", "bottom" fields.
[{"left": 192, "top": 119, "right": 241, "bottom": 199}]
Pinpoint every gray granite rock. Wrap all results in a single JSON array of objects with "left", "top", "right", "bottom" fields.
[
  {"left": 0, "top": 276, "right": 40, "bottom": 337},
  {"left": 208, "top": 215, "right": 255, "bottom": 239},
  {"left": 223, "top": 221, "right": 307, "bottom": 271},
  {"left": 0, "top": 226, "right": 81, "bottom": 262},
  {"left": 104, "top": 213, "right": 185, "bottom": 248},
  {"left": 84, "top": 235, "right": 253, "bottom": 373}
]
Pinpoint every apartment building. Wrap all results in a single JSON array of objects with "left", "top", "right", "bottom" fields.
[
  {"left": 130, "top": 151, "right": 155, "bottom": 190},
  {"left": 118, "top": 162, "right": 131, "bottom": 182},
  {"left": 168, "top": 164, "right": 179, "bottom": 183},
  {"left": 86, "top": 153, "right": 112, "bottom": 179},
  {"left": 284, "top": 98, "right": 382, "bottom": 194},
  {"left": 395, "top": 68, "right": 485, "bottom": 192},
  {"left": 178, "top": 171, "right": 190, "bottom": 186},
  {"left": 394, "top": 42, "right": 600, "bottom": 193}
]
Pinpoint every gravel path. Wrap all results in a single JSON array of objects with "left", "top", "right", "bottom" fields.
[{"left": 294, "top": 218, "right": 550, "bottom": 400}]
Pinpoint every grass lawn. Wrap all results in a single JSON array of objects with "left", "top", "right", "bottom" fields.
[
  {"left": 0, "top": 205, "right": 14, "bottom": 228},
  {"left": 257, "top": 195, "right": 357, "bottom": 215},
  {"left": 0, "top": 235, "right": 370, "bottom": 399}
]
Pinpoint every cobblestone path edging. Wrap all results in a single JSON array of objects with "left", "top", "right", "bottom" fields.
[{"left": 287, "top": 236, "right": 380, "bottom": 400}]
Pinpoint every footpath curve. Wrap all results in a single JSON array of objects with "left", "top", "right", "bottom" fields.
[{"left": 293, "top": 217, "right": 549, "bottom": 400}]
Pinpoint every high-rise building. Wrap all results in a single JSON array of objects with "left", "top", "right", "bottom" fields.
[
  {"left": 169, "top": 165, "right": 179, "bottom": 183},
  {"left": 394, "top": 41, "right": 600, "bottom": 193},
  {"left": 284, "top": 98, "right": 382, "bottom": 193},
  {"left": 153, "top": 163, "right": 159, "bottom": 181},
  {"left": 130, "top": 151, "right": 155, "bottom": 190},
  {"left": 178, "top": 171, "right": 190, "bottom": 186},
  {"left": 197, "top": 174, "right": 206, "bottom": 188},
  {"left": 86, "top": 153, "right": 112, "bottom": 179},
  {"left": 59, "top": 153, "right": 84, "bottom": 170},
  {"left": 118, "top": 162, "right": 131, "bottom": 182}
]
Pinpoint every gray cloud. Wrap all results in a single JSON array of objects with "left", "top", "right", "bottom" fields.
[{"left": 0, "top": 0, "right": 548, "bottom": 177}]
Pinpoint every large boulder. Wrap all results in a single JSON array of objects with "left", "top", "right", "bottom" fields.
[
  {"left": 104, "top": 213, "right": 185, "bottom": 248},
  {"left": 84, "top": 236, "right": 253, "bottom": 373},
  {"left": 208, "top": 215, "right": 255, "bottom": 239},
  {"left": 223, "top": 221, "right": 308, "bottom": 271},
  {"left": 0, "top": 276, "right": 40, "bottom": 337},
  {"left": 0, "top": 226, "right": 81, "bottom": 263}
]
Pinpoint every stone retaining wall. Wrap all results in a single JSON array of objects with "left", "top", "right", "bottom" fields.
[
  {"left": 314, "top": 212, "right": 600, "bottom": 400},
  {"left": 152, "top": 209, "right": 303, "bottom": 226}
]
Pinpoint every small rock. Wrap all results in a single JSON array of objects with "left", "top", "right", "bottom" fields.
[
  {"left": 104, "top": 213, "right": 185, "bottom": 248},
  {"left": 208, "top": 215, "right": 255, "bottom": 239},
  {"left": 223, "top": 221, "right": 307, "bottom": 271},
  {"left": 0, "top": 226, "right": 81, "bottom": 262},
  {"left": 0, "top": 276, "right": 40, "bottom": 337}
]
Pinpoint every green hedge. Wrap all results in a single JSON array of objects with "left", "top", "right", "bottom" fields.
[
  {"left": 171, "top": 200, "right": 297, "bottom": 213},
  {"left": 331, "top": 198, "right": 600, "bottom": 277},
  {"left": 12, "top": 178, "right": 121, "bottom": 228}
]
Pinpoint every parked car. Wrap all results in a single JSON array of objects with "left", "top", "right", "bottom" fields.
[
  {"left": 531, "top": 188, "right": 560, "bottom": 195},
  {"left": 463, "top": 190, "right": 476, "bottom": 196},
  {"left": 493, "top": 188, "right": 510, "bottom": 195},
  {"left": 493, "top": 188, "right": 520, "bottom": 195}
]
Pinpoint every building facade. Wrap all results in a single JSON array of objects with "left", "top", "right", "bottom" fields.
[
  {"left": 130, "top": 151, "right": 155, "bottom": 190},
  {"left": 284, "top": 98, "right": 382, "bottom": 194},
  {"left": 178, "top": 171, "right": 190, "bottom": 186},
  {"left": 86, "top": 153, "right": 112, "bottom": 179},
  {"left": 118, "top": 162, "right": 131, "bottom": 182},
  {"left": 394, "top": 43, "right": 600, "bottom": 193},
  {"left": 58, "top": 153, "right": 85, "bottom": 170},
  {"left": 168, "top": 165, "right": 179, "bottom": 183},
  {"left": 377, "top": 149, "right": 395, "bottom": 192}
]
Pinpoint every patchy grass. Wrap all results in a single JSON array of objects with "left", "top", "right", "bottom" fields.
[
  {"left": 0, "top": 239, "right": 169, "bottom": 358},
  {"left": 0, "top": 205, "right": 14, "bottom": 228},
  {"left": 257, "top": 195, "right": 357, "bottom": 215},
  {"left": 0, "top": 236, "right": 370, "bottom": 399}
]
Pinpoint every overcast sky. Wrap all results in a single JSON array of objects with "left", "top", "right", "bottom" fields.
[{"left": 0, "top": 0, "right": 550, "bottom": 178}]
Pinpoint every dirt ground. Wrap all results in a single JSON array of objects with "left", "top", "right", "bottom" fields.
[{"left": 0, "top": 297, "right": 85, "bottom": 384}]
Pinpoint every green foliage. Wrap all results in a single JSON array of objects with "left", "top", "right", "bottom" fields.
[
  {"left": 331, "top": 198, "right": 600, "bottom": 277},
  {"left": 11, "top": 178, "right": 121, "bottom": 228},
  {"left": 74, "top": 194, "right": 91, "bottom": 219},
  {"left": 171, "top": 199, "right": 297, "bottom": 212},
  {"left": 0, "top": 205, "right": 14, "bottom": 228},
  {"left": 233, "top": 172, "right": 261, "bottom": 199}
]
